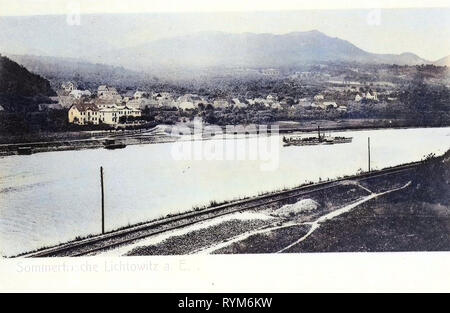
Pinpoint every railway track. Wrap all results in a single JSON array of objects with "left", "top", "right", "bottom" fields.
[{"left": 18, "top": 162, "right": 420, "bottom": 258}]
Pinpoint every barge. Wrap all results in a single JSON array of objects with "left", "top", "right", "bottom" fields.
[
  {"left": 104, "top": 139, "right": 127, "bottom": 150},
  {"left": 283, "top": 126, "right": 352, "bottom": 146},
  {"left": 17, "top": 146, "right": 33, "bottom": 155}
]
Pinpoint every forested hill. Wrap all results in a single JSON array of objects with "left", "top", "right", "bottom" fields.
[
  {"left": 0, "top": 54, "right": 55, "bottom": 111},
  {"left": 0, "top": 54, "right": 55, "bottom": 96}
]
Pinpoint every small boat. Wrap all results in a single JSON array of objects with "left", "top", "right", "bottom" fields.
[
  {"left": 104, "top": 139, "right": 127, "bottom": 150},
  {"left": 17, "top": 146, "right": 33, "bottom": 155},
  {"left": 104, "top": 143, "right": 127, "bottom": 150},
  {"left": 283, "top": 126, "right": 352, "bottom": 147}
]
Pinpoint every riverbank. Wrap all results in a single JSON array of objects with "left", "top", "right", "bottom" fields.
[
  {"left": 0, "top": 126, "right": 175, "bottom": 156},
  {"left": 0, "top": 118, "right": 448, "bottom": 156}
]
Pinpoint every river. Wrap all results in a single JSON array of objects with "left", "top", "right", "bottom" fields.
[{"left": 0, "top": 127, "right": 449, "bottom": 256}]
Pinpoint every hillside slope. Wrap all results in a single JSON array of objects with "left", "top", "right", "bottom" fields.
[{"left": 0, "top": 54, "right": 55, "bottom": 111}]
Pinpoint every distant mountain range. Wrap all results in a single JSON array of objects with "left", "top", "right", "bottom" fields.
[
  {"left": 2, "top": 30, "right": 448, "bottom": 79},
  {"left": 434, "top": 55, "right": 450, "bottom": 67},
  {"left": 1, "top": 10, "right": 448, "bottom": 70},
  {"left": 101, "top": 30, "right": 433, "bottom": 70}
]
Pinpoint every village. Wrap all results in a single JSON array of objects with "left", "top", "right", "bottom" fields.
[{"left": 56, "top": 77, "right": 400, "bottom": 128}]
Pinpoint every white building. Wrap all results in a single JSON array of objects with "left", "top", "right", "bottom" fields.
[
  {"left": 322, "top": 101, "right": 338, "bottom": 109},
  {"left": 68, "top": 103, "right": 101, "bottom": 125},
  {"left": 68, "top": 103, "right": 141, "bottom": 126},
  {"left": 212, "top": 99, "right": 229, "bottom": 109},
  {"left": 153, "top": 92, "right": 174, "bottom": 107},
  {"left": 365, "top": 92, "right": 378, "bottom": 101},
  {"left": 231, "top": 98, "right": 247, "bottom": 108},
  {"left": 314, "top": 94, "right": 325, "bottom": 101},
  {"left": 262, "top": 68, "right": 280, "bottom": 76},
  {"left": 97, "top": 85, "right": 122, "bottom": 102},
  {"left": 355, "top": 92, "right": 378, "bottom": 101},
  {"left": 270, "top": 102, "right": 282, "bottom": 109},
  {"left": 69, "top": 89, "right": 92, "bottom": 99},
  {"left": 127, "top": 98, "right": 158, "bottom": 109},
  {"left": 98, "top": 105, "right": 141, "bottom": 125},
  {"left": 61, "top": 82, "right": 76, "bottom": 93},
  {"left": 178, "top": 101, "right": 196, "bottom": 110},
  {"left": 133, "top": 90, "right": 149, "bottom": 99}
]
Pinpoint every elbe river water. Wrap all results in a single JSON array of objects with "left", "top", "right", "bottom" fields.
[{"left": 0, "top": 127, "right": 449, "bottom": 256}]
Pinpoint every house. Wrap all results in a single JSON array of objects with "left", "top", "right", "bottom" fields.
[
  {"left": 322, "top": 101, "right": 338, "bottom": 109},
  {"left": 97, "top": 85, "right": 108, "bottom": 95},
  {"left": 97, "top": 85, "right": 122, "bottom": 102},
  {"left": 270, "top": 102, "right": 282, "bottom": 109},
  {"left": 297, "top": 101, "right": 313, "bottom": 108},
  {"left": 266, "top": 94, "right": 277, "bottom": 102},
  {"left": 212, "top": 99, "right": 229, "bottom": 109},
  {"left": 314, "top": 94, "right": 325, "bottom": 101},
  {"left": 355, "top": 92, "right": 378, "bottom": 101},
  {"left": 153, "top": 92, "right": 172, "bottom": 100},
  {"left": 95, "top": 98, "right": 118, "bottom": 109},
  {"left": 249, "top": 97, "right": 271, "bottom": 107},
  {"left": 127, "top": 97, "right": 158, "bottom": 109},
  {"left": 231, "top": 98, "right": 247, "bottom": 108},
  {"left": 39, "top": 102, "right": 63, "bottom": 111},
  {"left": 175, "top": 94, "right": 205, "bottom": 110},
  {"left": 69, "top": 89, "right": 92, "bottom": 99},
  {"left": 68, "top": 103, "right": 141, "bottom": 126},
  {"left": 68, "top": 103, "right": 100, "bottom": 125},
  {"left": 177, "top": 94, "right": 203, "bottom": 104},
  {"left": 98, "top": 105, "right": 141, "bottom": 125},
  {"left": 178, "top": 101, "right": 196, "bottom": 110},
  {"left": 261, "top": 68, "right": 280, "bottom": 76},
  {"left": 62, "top": 82, "right": 76, "bottom": 93},
  {"left": 122, "top": 90, "right": 135, "bottom": 102},
  {"left": 153, "top": 92, "right": 174, "bottom": 106},
  {"left": 365, "top": 91, "right": 378, "bottom": 101},
  {"left": 134, "top": 90, "right": 148, "bottom": 99}
]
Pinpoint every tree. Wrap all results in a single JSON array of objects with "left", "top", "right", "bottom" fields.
[{"left": 119, "top": 115, "right": 127, "bottom": 123}]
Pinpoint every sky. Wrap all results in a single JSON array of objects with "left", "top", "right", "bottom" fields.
[
  {"left": 0, "top": 1, "right": 449, "bottom": 60},
  {"left": 1, "top": 0, "right": 449, "bottom": 15}
]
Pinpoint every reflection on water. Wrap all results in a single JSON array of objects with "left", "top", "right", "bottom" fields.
[{"left": 0, "top": 127, "right": 449, "bottom": 256}]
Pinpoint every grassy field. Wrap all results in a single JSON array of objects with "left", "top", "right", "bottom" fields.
[{"left": 285, "top": 151, "right": 450, "bottom": 253}]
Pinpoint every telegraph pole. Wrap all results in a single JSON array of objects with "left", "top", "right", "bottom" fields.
[
  {"left": 368, "top": 137, "right": 371, "bottom": 172},
  {"left": 100, "top": 166, "right": 105, "bottom": 234}
]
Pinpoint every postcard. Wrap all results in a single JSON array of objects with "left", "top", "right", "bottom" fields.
[{"left": 0, "top": 0, "right": 449, "bottom": 293}]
